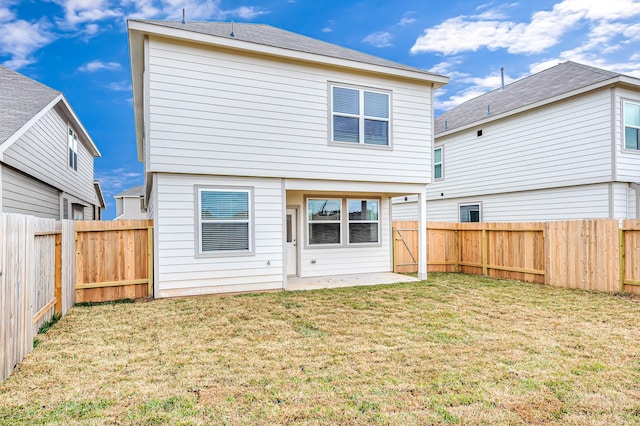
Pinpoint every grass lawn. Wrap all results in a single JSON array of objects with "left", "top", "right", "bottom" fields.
[{"left": 2, "top": 273, "right": 640, "bottom": 425}]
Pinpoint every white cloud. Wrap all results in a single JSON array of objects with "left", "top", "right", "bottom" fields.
[
  {"left": 54, "top": 0, "right": 122, "bottom": 27},
  {"left": 435, "top": 69, "right": 516, "bottom": 110},
  {"left": 0, "top": 19, "right": 54, "bottom": 69},
  {"left": 322, "top": 27, "right": 332, "bottom": 33},
  {"left": 362, "top": 31, "right": 393, "bottom": 48},
  {"left": 411, "top": 0, "right": 640, "bottom": 55},
  {"left": 107, "top": 80, "right": 132, "bottom": 91},
  {"left": 125, "top": 0, "right": 267, "bottom": 21},
  {"left": 0, "top": 7, "right": 14, "bottom": 22},
  {"left": 397, "top": 17, "right": 415, "bottom": 26},
  {"left": 78, "top": 59, "right": 121, "bottom": 72}
]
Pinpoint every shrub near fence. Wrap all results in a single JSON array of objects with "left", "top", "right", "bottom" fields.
[
  {"left": 0, "top": 214, "right": 75, "bottom": 383},
  {"left": 393, "top": 219, "right": 640, "bottom": 294}
]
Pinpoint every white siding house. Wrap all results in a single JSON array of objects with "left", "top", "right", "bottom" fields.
[
  {"left": 0, "top": 65, "right": 103, "bottom": 220},
  {"left": 114, "top": 185, "right": 146, "bottom": 220},
  {"left": 393, "top": 61, "right": 640, "bottom": 222},
  {"left": 128, "top": 20, "right": 448, "bottom": 297}
]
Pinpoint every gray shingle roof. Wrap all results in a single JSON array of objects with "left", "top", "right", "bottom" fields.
[
  {"left": 133, "top": 20, "right": 440, "bottom": 77},
  {"left": 0, "top": 65, "right": 60, "bottom": 144},
  {"left": 115, "top": 185, "right": 144, "bottom": 198},
  {"left": 435, "top": 61, "right": 621, "bottom": 135}
]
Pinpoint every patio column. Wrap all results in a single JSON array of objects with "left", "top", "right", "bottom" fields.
[{"left": 417, "top": 187, "right": 427, "bottom": 280}]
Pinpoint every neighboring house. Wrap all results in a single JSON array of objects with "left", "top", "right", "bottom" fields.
[
  {"left": 0, "top": 65, "right": 103, "bottom": 220},
  {"left": 114, "top": 185, "right": 146, "bottom": 219},
  {"left": 393, "top": 61, "right": 640, "bottom": 222},
  {"left": 128, "top": 20, "right": 448, "bottom": 297}
]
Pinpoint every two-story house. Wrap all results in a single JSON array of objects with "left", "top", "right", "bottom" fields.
[
  {"left": 128, "top": 20, "right": 447, "bottom": 297},
  {"left": 393, "top": 61, "right": 640, "bottom": 222},
  {"left": 0, "top": 65, "right": 103, "bottom": 220}
]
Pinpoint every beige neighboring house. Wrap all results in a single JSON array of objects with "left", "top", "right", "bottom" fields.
[
  {"left": 128, "top": 20, "right": 448, "bottom": 297},
  {"left": 114, "top": 185, "right": 146, "bottom": 219},
  {"left": 0, "top": 65, "right": 103, "bottom": 220}
]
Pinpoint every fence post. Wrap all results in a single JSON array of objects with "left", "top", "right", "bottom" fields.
[
  {"left": 54, "top": 233, "right": 62, "bottom": 315},
  {"left": 392, "top": 227, "right": 397, "bottom": 273},
  {"left": 147, "top": 226, "right": 154, "bottom": 298},
  {"left": 619, "top": 228, "right": 625, "bottom": 292},
  {"left": 454, "top": 229, "right": 459, "bottom": 273},
  {"left": 482, "top": 228, "right": 488, "bottom": 276}
]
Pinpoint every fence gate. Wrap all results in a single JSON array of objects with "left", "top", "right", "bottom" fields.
[{"left": 393, "top": 221, "right": 419, "bottom": 273}]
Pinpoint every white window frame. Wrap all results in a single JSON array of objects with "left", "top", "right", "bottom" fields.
[
  {"left": 67, "top": 125, "right": 78, "bottom": 171},
  {"left": 347, "top": 198, "right": 380, "bottom": 245},
  {"left": 307, "top": 197, "right": 342, "bottom": 246},
  {"left": 329, "top": 83, "right": 392, "bottom": 147},
  {"left": 195, "top": 187, "right": 254, "bottom": 257},
  {"left": 459, "top": 203, "right": 481, "bottom": 223},
  {"left": 434, "top": 146, "right": 444, "bottom": 180},
  {"left": 623, "top": 101, "right": 640, "bottom": 151}
]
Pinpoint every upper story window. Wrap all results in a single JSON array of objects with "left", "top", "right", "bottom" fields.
[
  {"left": 197, "top": 188, "right": 252, "bottom": 255},
  {"left": 331, "top": 85, "right": 390, "bottom": 146},
  {"left": 434, "top": 147, "right": 443, "bottom": 180},
  {"left": 67, "top": 126, "right": 78, "bottom": 171},
  {"left": 624, "top": 101, "right": 640, "bottom": 150}
]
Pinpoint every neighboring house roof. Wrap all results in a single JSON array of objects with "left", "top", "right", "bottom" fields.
[
  {"left": 0, "top": 65, "right": 101, "bottom": 157},
  {"left": 128, "top": 20, "right": 449, "bottom": 161},
  {"left": 115, "top": 185, "right": 144, "bottom": 198},
  {"left": 436, "top": 61, "right": 640, "bottom": 135},
  {"left": 94, "top": 180, "right": 106, "bottom": 209}
]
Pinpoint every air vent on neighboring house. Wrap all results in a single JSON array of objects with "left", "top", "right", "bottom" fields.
[{"left": 63, "top": 198, "right": 68, "bottom": 219}]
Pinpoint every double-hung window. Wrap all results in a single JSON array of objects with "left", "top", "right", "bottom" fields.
[
  {"left": 434, "top": 147, "right": 443, "bottom": 180},
  {"left": 308, "top": 198, "right": 341, "bottom": 245},
  {"left": 198, "top": 188, "right": 252, "bottom": 254},
  {"left": 68, "top": 126, "right": 78, "bottom": 171},
  {"left": 348, "top": 199, "right": 379, "bottom": 244},
  {"left": 331, "top": 85, "right": 390, "bottom": 146},
  {"left": 624, "top": 101, "right": 640, "bottom": 150}
]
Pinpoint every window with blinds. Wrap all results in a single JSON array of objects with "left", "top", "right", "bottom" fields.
[
  {"left": 347, "top": 199, "right": 379, "bottom": 244},
  {"left": 68, "top": 126, "right": 78, "bottom": 171},
  {"left": 307, "top": 198, "right": 341, "bottom": 245},
  {"left": 331, "top": 84, "right": 390, "bottom": 146},
  {"left": 624, "top": 101, "right": 640, "bottom": 150},
  {"left": 198, "top": 188, "right": 252, "bottom": 254}
]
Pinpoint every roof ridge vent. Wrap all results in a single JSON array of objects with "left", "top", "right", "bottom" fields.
[
  {"left": 230, "top": 20, "right": 235, "bottom": 37},
  {"left": 181, "top": 8, "right": 185, "bottom": 24}
]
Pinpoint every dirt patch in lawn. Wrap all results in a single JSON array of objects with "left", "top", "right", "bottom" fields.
[{"left": 2, "top": 273, "right": 640, "bottom": 424}]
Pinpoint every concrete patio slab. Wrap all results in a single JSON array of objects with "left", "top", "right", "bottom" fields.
[{"left": 286, "top": 272, "right": 420, "bottom": 291}]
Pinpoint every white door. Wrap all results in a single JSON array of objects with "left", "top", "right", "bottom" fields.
[{"left": 286, "top": 208, "right": 298, "bottom": 276}]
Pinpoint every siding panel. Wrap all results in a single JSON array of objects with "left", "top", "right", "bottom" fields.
[
  {"left": 2, "top": 166, "right": 60, "bottom": 218},
  {"left": 146, "top": 37, "right": 433, "bottom": 184}
]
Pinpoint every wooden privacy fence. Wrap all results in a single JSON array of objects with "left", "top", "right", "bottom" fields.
[
  {"left": 1, "top": 214, "right": 75, "bottom": 383},
  {"left": 393, "top": 219, "right": 640, "bottom": 294},
  {"left": 75, "top": 219, "right": 153, "bottom": 303}
]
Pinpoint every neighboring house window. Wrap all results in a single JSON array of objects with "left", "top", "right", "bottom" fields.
[
  {"left": 624, "top": 101, "right": 640, "bottom": 150},
  {"left": 348, "top": 199, "right": 379, "bottom": 244},
  {"left": 308, "top": 198, "right": 341, "bottom": 245},
  {"left": 331, "top": 85, "right": 390, "bottom": 146},
  {"left": 460, "top": 204, "right": 481, "bottom": 222},
  {"left": 198, "top": 188, "right": 252, "bottom": 253},
  {"left": 72, "top": 203, "right": 84, "bottom": 220},
  {"left": 62, "top": 198, "right": 69, "bottom": 219},
  {"left": 434, "top": 147, "right": 443, "bottom": 180},
  {"left": 68, "top": 126, "right": 78, "bottom": 171}
]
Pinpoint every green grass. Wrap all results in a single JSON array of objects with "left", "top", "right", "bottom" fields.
[{"left": 2, "top": 273, "right": 640, "bottom": 424}]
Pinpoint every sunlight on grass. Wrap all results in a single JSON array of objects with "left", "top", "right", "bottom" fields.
[{"left": 2, "top": 273, "right": 640, "bottom": 424}]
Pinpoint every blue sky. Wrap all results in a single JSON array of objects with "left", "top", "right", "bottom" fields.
[{"left": 2, "top": 0, "right": 640, "bottom": 218}]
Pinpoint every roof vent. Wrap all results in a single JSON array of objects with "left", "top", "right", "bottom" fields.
[
  {"left": 230, "top": 20, "right": 235, "bottom": 37},
  {"left": 181, "top": 8, "right": 185, "bottom": 24},
  {"left": 500, "top": 67, "right": 505, "bottom": 90},
  {"left": 444, "top": 120, "right": 448, "bottom": 130},
  {"left": 487, "top": 105, "right": 491, "bottom": 116}
]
